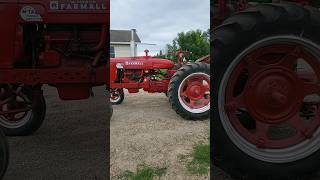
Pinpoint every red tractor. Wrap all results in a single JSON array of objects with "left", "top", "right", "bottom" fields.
[
  {"left": 213, "top": 0, "right": 320, "bottom": 179},
  {"left": 0, "top": 0, "right": 110, "bottom": 177},
  {"left": 109, "top": 50, "right": 210, "bottom": 120}
]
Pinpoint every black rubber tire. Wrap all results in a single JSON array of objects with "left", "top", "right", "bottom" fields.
[
  {"left": 110, "top": 89, "right": 124, "bottom": 105},
  {"left": 213, "top": 3, "right": 320, "bottom": 180},
  {"left": 0, "top": 130, "right": 8, "bottom": 179},
  {"left": 105, "top": 90, "right": 113, "bottom": 120},
  {"left": 172, "top": 63, "right": 183, "bottom": 70},
  {"left": 0, "top": 87, "right": 46, "bottom": 136},
  {"left": 168, "top": 62, "right": 210, "bottom": 120}
]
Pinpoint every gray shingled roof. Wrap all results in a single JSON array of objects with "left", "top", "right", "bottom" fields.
[{"left": 110, "top": 30, "right": 141, "bottom": 43}]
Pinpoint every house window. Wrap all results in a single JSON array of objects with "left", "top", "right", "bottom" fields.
[{"left": 110, "top": 46, "right": 115, "bottom": 58}]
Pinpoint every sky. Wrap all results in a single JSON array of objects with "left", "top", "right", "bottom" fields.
[{"left": 110, "top": 0, "right": 210, "bottom": 56}]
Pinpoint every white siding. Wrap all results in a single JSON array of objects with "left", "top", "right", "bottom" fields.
[{"left": 111, "top": 44, "right": 131, "bottom": 57}]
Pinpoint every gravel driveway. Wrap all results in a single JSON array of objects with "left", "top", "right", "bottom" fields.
[{"left": 110, "top": 91, "right": 210, "bottom": 180}]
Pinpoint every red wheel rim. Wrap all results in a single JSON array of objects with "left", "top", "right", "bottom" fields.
[
  {"left": 110, "top": 89, "right": 122, "bottom": 103},
  {"left": 0, "top": 87, "right": 32, "bottom": 127},
  {"left": 178, "top": 73, "right": 210, "bottom": 113},
  {"left": 225, "top": 43, "right": 320, "bottom": 149}
]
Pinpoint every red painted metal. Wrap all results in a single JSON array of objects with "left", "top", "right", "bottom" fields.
[
  {"left": 109, "top": 49, "right": 211, "bottom": 116},
  {"left": 110, "top": 55, "right": 175, "bottom": 93},
  {"left": 179, "top": 74, "right": 210, "bottom": 109},
  {"left": 111, "top": 57, "right": 174, "bottom": 70},
  {"left": 0, "top": 0, "right": 109, "bottom": 100},
  {"left": 109, "top": 50, "right": 211, "bottom": 117},
  {"left": 224, "top": 43, "right": 320, "bottom": 149}
]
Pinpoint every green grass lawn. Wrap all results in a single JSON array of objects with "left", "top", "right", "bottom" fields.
[
  {"left": 115, "top": 164, "right": 167, "bottom": 180},
  {"left": 178, "top": 143, "right": 210, "bottom": 175}
]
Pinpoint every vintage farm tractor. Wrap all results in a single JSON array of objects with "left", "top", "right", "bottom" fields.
[
  {"left": 213, "top": 0, "right": 320, "bottom": 179},
  {"left": 0, "top": 0, "right": 110, "bottom": 177},
  {"left": 110, "top": 49, "right": 210, "bottom": 120}
]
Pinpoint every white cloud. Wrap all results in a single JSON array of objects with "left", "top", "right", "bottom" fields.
[{"left": 111, "top": 0, "right": 210, "bottom": 56}]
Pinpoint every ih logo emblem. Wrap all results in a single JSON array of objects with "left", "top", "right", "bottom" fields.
[{"left": 20, "top": 6, "right": 43, "bottom": 22}]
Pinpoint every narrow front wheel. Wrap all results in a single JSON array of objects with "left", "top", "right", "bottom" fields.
[{"left": 110, "top": 88, "right": 124, "bottom": 105}]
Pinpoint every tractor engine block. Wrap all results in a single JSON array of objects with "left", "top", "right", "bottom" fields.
[
  {"left": 124, "top": 69, "right": 143, "bottom": 82},
  {"left": 16, "top": 24, "right": 107, "bottom": 69}
]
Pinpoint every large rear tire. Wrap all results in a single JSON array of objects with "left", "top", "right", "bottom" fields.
[
  {"left": 168, "top": 62, "right": 210, "bottom": 120},
  {"left": 213, "top": 3, "right": 320, "bottom": 179}
]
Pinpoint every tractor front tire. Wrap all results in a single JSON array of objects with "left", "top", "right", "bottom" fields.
[
  {"left": 168, "top": 62, "right": 210, "bottom": 120},
  {"left": 110, "top": 89, "right": 125, "bottom": 105},
  {"left": 105, "top": 90, "right": 114, "bottom": 118},
  {"left": 213, "top": 3, "right": 320, "bottom": 179},
  {"left": 0, "top": 86, "right": 46, "bottom": 136}
]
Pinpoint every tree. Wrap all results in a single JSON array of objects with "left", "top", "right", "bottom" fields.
[{"left": 166, "top": 29, "right": 210, "bottom": 62}]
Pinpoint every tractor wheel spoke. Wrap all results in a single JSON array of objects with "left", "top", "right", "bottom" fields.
[
  {"left": 0, "top": 98, "right": 12, "bottom": 107},
  {"left": 189, "top": 99, "right": 197, "bottom": 108},
  {"left": 255, "top": 121, "right": 270, "bottom": 139},
  {"left": 287, "top": 114, "right": 304, "bottom": 131},
  {"left": 0, "top": 108, "right": 30, "bottom": 115},
  {"left": 278, "top": 46, "right": 301, "bottom": 69},
  {"left": 225, "top": 93, "right": 245, "bottom": 112},
  {"left": 180, "top": 90, "right": 188, "bottom": 98},
  {"left": 245, "top": 56, "right": 264, "bottom": 76}
]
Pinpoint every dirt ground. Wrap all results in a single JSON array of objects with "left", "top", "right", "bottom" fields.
[
  {"left": 110, "top": 91, "right": 210, "bottom": 180},
  {"left": 3, "top": 86, "right": 109, "bottom": 180},
  {"left": 4, "top": 86, "right": 318, "bottom": 180}
]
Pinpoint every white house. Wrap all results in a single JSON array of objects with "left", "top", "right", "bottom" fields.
[{"left": 110, "top": 29, "right": 141, "bottom": 58}]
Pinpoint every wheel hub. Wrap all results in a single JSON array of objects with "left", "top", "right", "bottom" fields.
[
  {"left": 111, "top": 90, "right": 120, "bottom": 100},
  {"left": 245, "top": 67, "right": 301, "bottom": 124},
  {"left": 221, "top": 36, "right": 320, "bottom": 160},
  {"left": 178, "top": 72, "right": 210, "bottom": 113},
  {"left": 0, "top": 86, "right": 33, "bottom": 129},
  {"left": 187, "top": 83, "right": 203, "bottom": 100}
]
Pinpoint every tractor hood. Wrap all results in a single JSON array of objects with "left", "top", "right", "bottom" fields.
[{"left": 111, "top": 56, "right": 174, "bottom": 69}]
